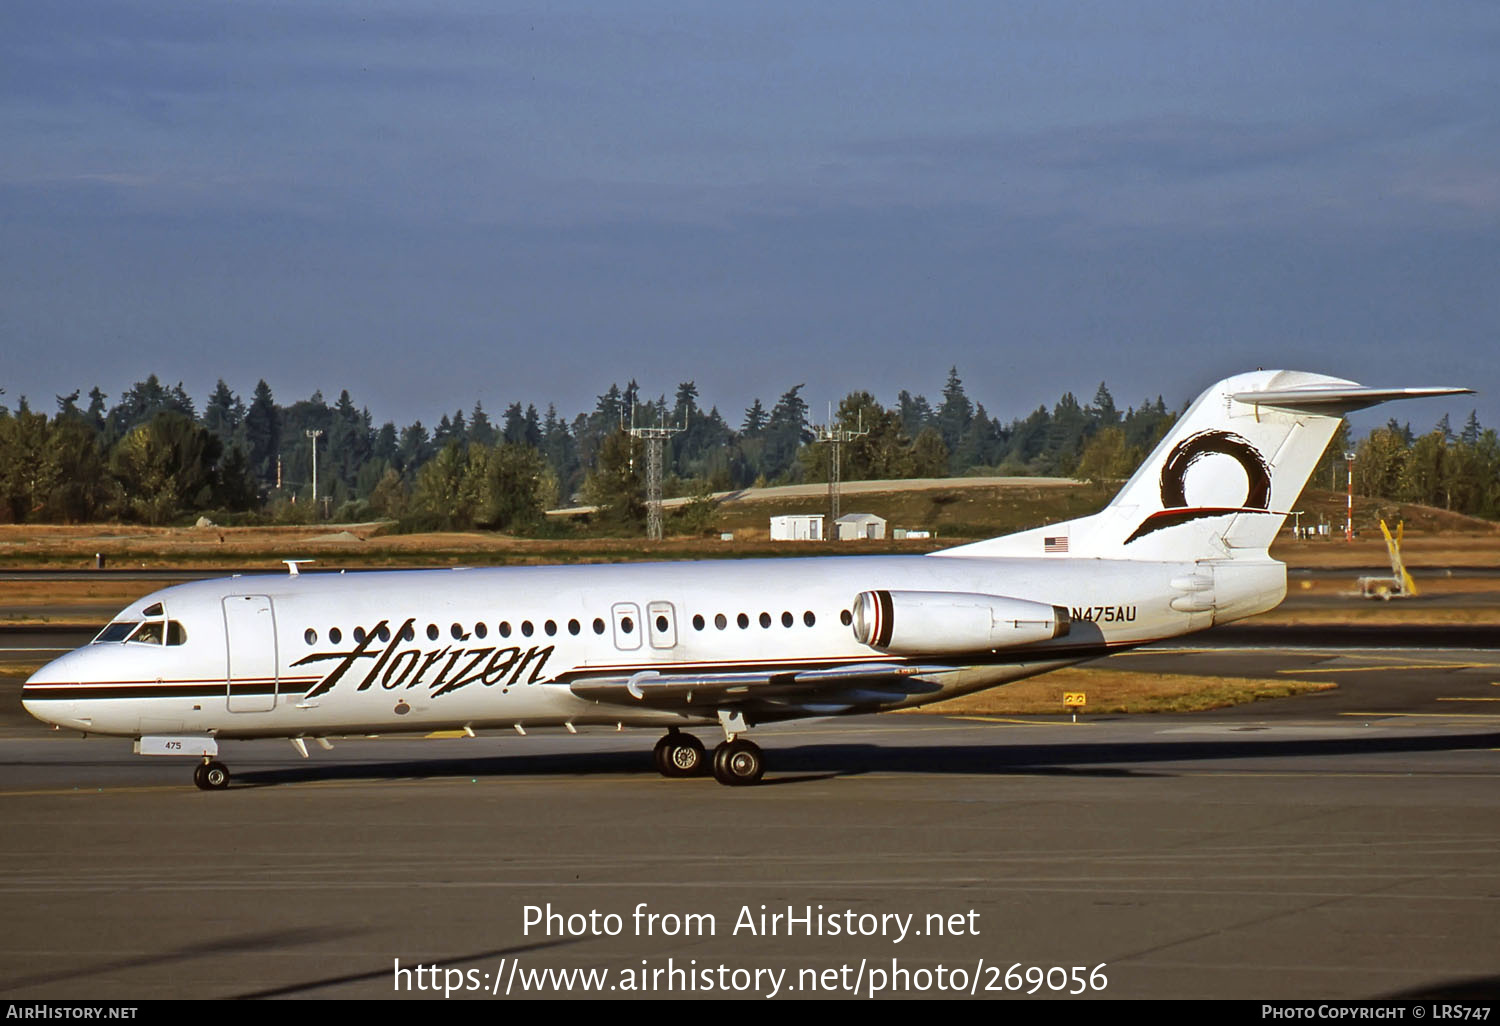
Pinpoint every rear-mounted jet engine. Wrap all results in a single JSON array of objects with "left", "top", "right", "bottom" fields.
[{"left": 851, "top": 590, "right": 1070, "bottom": 654}]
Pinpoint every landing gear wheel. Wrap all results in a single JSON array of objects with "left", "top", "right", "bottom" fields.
[
  {"left": 194, "top": 760, "right": 230, "bottom": 791},
  {"left": 654, "top": 732, "right": 706, "bottom": 778},
  {"left": 712, "top": 739, "right": 764, "bottom": 787}
]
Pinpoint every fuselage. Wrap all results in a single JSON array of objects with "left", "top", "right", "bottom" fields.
[{"left": 21, "top": 552, "right": 1285, "bottom": 740}]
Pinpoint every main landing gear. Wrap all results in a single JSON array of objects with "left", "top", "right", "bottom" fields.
[
  {"left": 193, "top": 759, "right": 230, "bottom": 791},
  {"left": 712, "top": 738, "right": 764, "bottom": 787},
  {"left": 653, "top": 729, "right": 707, "bottom": 778},
  {"left": 652, "top": 727, "right": 765, "bottom": 786}
]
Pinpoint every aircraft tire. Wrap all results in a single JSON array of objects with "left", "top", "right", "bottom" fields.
[
  {"left": 712, "top": 739, "right": 764, "bottom": 787},
  {"left": 656, "top": 733, "right": 706, "bottom": 778},
  {"left": 193, "top": 763, "right": 209, "bottom": 790},
  {"left": 200, "top": 761, "right": 230, "bottom": 790}
]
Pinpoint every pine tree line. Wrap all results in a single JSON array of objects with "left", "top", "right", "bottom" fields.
[{"left": 1, "top": 373, "right": 1495, "bottom": 529}]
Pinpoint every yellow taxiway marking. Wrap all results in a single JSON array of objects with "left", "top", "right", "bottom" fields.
[
  {"left": 951, "top": 716, "right": 1092, "bottom": 727},
  {"left": 424, "top": 730, "right": 472, "bottom": 739},
  {"left": 1284, "top": 663, "right": 1491, "bottom": 675},
  {"left": 1436, "top": 697, "right": 1500, "bottom": 702}
]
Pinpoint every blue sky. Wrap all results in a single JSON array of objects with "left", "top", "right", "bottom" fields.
[{"left": 2, "top": 1, "right": 1496, "bottom": 435}]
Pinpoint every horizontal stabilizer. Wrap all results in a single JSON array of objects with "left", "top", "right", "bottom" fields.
[{"left": 1230, "top": 385, "right": 1472, "bottom": 415}]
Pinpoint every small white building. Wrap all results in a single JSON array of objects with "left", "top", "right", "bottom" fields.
[
  {"left": 770, "top": 514, "right": 825, "bottom": 541},
  {"left": 835, "top": 512, "right": 887, "bottom": 541}
]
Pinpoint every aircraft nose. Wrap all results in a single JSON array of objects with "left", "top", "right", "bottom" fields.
[{"left": 22, "top": 655, "right": 78, "bottom": 727}]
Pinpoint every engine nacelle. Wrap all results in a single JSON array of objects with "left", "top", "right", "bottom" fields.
[{"left": 851, "top": 590, "right": 1070, "bottom": 655}]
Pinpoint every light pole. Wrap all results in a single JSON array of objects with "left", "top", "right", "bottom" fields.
[
  {"left": 306, "top": 429, "right": 324, "bottom": 515},
  {"left": 1344, "top": 450, "right": 1356, "bottom": 542}
]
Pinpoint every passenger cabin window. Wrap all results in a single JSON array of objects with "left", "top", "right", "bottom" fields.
[{"left": 95, "top": 621, "right": 138, "bottom": 644}]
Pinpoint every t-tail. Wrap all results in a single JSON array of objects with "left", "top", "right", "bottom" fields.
[{"left": 937, "top": 370, "right": 1472, "bottom": 563}]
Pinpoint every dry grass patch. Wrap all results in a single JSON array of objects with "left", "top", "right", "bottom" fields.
[{"left": 913, "top": 667, "right": 1336, "bottom": 716}]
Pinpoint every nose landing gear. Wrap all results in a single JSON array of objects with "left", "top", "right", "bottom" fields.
[{"left": 193, "top": 759, "right": 230, "bottom": 790}]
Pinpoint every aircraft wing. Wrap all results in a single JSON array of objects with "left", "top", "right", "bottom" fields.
[{"left": 567, "top": 662, "right": 948, "bottom": 712}]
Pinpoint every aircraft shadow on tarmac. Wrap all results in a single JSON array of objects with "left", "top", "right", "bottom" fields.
[
  {"left": 0, "top": 925, "right": 355, "bottom": 993},
  {"left": 228, "top": 730, "right": 1500, "bottom": 788}
]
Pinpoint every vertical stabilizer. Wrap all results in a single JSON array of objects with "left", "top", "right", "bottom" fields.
[{"left": 935, "top": 371, "right": 1471, "bottom": 563}]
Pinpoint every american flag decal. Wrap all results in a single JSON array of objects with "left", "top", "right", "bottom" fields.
[{"left": 1044, "top": 536, "right": 1069, "bottom": 553}]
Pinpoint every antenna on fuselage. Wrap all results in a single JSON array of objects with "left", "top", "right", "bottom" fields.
[{"left": 283, "top": 559, "right": 315, "bottom": 576}]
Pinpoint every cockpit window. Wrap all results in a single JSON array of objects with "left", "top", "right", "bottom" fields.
[
  {"left": 166, "top": 621, "right": 188, "bottom": 646},
  {"left": 95, "top": 621, "right": 138, "bottom": 643},
  {"left": 142, "top": 602, "right": 164, "bottom": 617},
  {"left": 128, "top": 621, "right": 165, "bottom": 645}
]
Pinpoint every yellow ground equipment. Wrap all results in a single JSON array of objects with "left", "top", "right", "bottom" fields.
[{"left": 1358, "top": 520, "right": 1417, "bottom": 600}]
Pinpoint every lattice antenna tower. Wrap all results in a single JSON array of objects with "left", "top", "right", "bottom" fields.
[
  {"left": 629, "top": 402, "right": 685, "bottom": 541},
  {"left": 814, "top": 403, "right": 867, "bottom": 528}
]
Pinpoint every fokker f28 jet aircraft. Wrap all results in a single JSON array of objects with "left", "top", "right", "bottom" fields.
[{"left": 23, "top": 371, "right": 1470, "bottom": 788}]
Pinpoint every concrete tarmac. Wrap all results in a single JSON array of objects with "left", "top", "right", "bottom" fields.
[
  {"left": 2, "top": 707, "right": 1497, "bottom": 1000},
  {"left": 4, "top": 598, "right": 1498, "bottom": 1001}
]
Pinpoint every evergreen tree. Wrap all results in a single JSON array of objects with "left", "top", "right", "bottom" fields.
[
  {"left": 398, "top": 422, "right": 432, "bottom": 478},
  {"left": 582, "top": 429, "right": 645, "bottom": 528},
  {"left": 203, "top": 380, "right": 244, "bottom": 450},
  {"left": 1461, "top": 411, "right": 1482, "bottom": 447},
  {"left": 763, "top": 384, "right": 811, "bottom": 481},
  {"left": 935, "top": 367, "right": 973, "bottom": 452},
  {"left": 469, "top": 402, "right": 497, "bottom": 447},
  {"left": 896, "top": 390, "right": 933, "bottom": 440},
  {"left": 1088, "top": 382, "right": 1119, "bottom": 427},
  {"left": 84, "top": 387, "right": 107, "bottom": 435},
  {"left": 328, "top": 390, "right": 373, "bottom": 497},
  {"left": 55, "top": 391, "right": 83, "bottom": 421},
  {"left": 243, "top": 380, "right": 280, "bottom": 488},
  {"left": 741, "top": 398, "right": 768, "bottom": 435}
]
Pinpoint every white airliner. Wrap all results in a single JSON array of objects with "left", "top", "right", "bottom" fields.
[{"left": 22, "top": 371, "right": 1470, "bottom": 788}]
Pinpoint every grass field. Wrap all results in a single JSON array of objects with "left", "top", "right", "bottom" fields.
[
  {"left": 910, "top": 667, "right": 1337, "bottom": 716},
  {"left": 0, "top": 482, "right": 1493, "bottom": 570}
]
